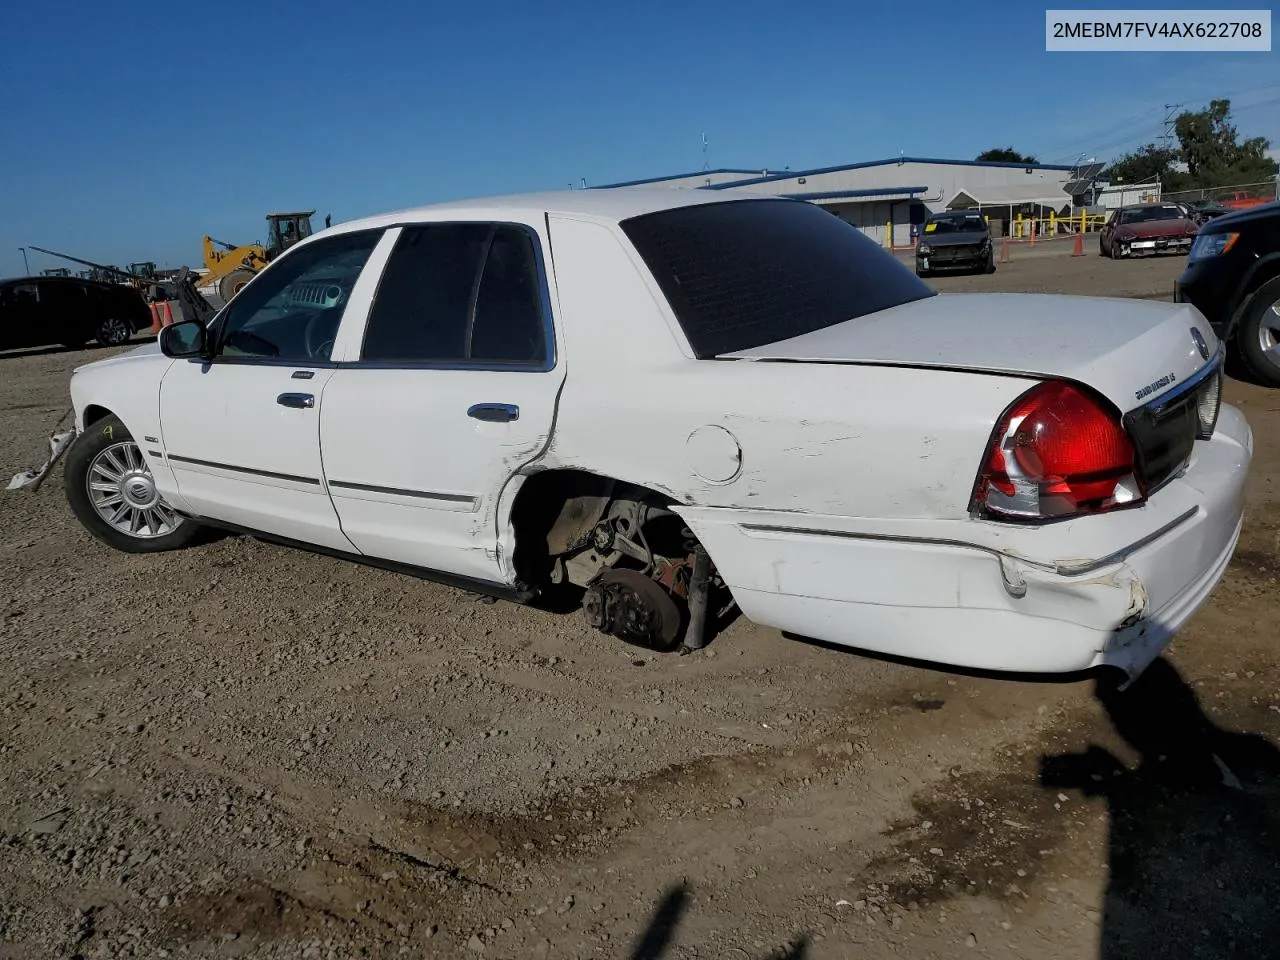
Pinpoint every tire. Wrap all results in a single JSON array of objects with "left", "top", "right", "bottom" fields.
[
  {"left": 218, "top": 269, "right": 255, "bottom": 303},
  {"left": 983, "top": 251, "right": 996, "bottom": 274},
  {"left": 915, "top": 267, "right": 930, "bottom": 278},
  {"left": 95, "top": 316, "right": 132, "bottom": 348},
  {"left": 63, "top": 415, "right": 201, "bottom": 554},
  {"left": 1233, "top": 277, "right": 1280, "bottom": 388}
]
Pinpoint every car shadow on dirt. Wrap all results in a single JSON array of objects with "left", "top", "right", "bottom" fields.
[
  {"left": 1039, "top": 657, "right": 1280, "bottom": 960},
  {"left": 0, "top": 336, "right": 155, "bottom": 363},
  {"left": 627, "top": 880, "right": 808, "bottom": 959}
]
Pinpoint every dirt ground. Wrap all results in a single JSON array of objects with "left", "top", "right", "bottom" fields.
[{"left": 2, "top": 251, "right": 1278, "bottom": 960}]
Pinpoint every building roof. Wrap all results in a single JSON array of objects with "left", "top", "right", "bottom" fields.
[
  {"left": 709, "top": 156, "right": 1077, "bottom": 190},
  {"left": 784, "top": 186, "right": 930, "bottom": 201},
  {"left": 945, "top": 184, "right": 1071, "bottom": 208},
  {"left": 590, "top": 168, "right": 774, "bottom": 189}
]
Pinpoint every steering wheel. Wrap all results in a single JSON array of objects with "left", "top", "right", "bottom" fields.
[{"left": 303, "top": 308, "right": 341, "bottom": 360}]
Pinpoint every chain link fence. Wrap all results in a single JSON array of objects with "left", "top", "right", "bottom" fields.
[{"left": 1163, "top": 179, "right": 1280, "bottom": 206}]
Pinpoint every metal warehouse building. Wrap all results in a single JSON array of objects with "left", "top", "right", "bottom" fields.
[{"left": 595, "top": 158, "right": 1080, "bottom": 248}]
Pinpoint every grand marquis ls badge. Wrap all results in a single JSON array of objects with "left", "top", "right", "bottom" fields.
[{"left": 1191, "top": 327, "right": 1210, "bottom": 361}]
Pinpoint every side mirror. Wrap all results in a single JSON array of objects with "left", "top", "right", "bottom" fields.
[{"left": 160, "top": 320, "right": 208, "bottom": 358}]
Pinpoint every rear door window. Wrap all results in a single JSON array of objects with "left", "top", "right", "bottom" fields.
[
  {"left": 360, "top": 223, "right": 549, "bottom": 367},
  {"left": 619, "top": 198, "right": 935, "bottom": 358}
]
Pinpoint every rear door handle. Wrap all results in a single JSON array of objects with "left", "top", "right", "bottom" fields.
[
  {"left": 467, "top": 403, "right": 519, "bottom": 423},
  {"left": 277, "top": 393, "right": 315, "bottom": 409}
]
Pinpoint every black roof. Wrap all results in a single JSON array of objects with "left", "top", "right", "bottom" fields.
[{"left": 0, "top": 274, "right": 127, "bottom": 292}]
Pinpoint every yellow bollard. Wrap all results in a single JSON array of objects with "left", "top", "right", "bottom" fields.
[
  {"left": 1050, "top": 211, "right": 1056, "bottom": 236},
  {"left": 886, "top": 220, "right": 893, "bottom": 249},
  {"left": 1015, "top": 213, "right": 1023, "bottom": 239}
]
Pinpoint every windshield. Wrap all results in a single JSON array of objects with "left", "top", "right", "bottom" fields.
[
  {"left": 925, "top": 215, "right": 986, "bottom": 234},
  {"left": 1119, "top": 205, "right": 1185, "bottom": 224},
  {"left": 620, "top": 199, "right": 935, "bottom": 358}
]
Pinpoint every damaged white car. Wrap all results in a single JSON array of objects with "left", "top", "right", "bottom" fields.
[{"left": 25, "top": 189, "right": 1251, "bottom": 679}]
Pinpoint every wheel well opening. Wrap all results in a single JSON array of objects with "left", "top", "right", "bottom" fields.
[
  {"left": 509, "top": 469, "right": 681, "bottom": 588},
  {"left": 82, "top": 405, "right": 115, "bottom": 428},
  {"left": 1242, "top": 261, "right": 1280, "bottom": 303},
  {"left": 509, "top": 469, "right": 735, "bottom": 650}
]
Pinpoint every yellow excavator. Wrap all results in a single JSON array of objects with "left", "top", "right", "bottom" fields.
[{"left": 202, "top": 210, "right": 324, "bottom": 302}]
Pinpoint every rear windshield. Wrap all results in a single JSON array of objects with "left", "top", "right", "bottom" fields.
[{"left": 619, "top": 198, "right": 936, "bottom": 358}]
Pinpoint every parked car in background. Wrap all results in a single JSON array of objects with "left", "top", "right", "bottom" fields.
[
  {"left": 0, "top": 276, "right": 150, "bottom": 351},
  {"left": 1185, "top": 199, "right": 1234, "bottom": 225},
  {"left": 1176, "top": 200, "right": 1280, "bottom": 387},
  {"left": 915, "top": 210, "right": 995, "bottom": 276},
  {"left": 1219, "top": 190, "right": 1273, "bottom": 212},
  {"left": 47, "top": 189, "right": 1248, "bottom": 682},
  {"left": 1099, "top": 203, "right": 1199, "bottom": 259}
]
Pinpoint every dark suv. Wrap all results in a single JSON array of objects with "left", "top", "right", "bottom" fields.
[
  {"left": 1175, "top": 200, "right": 1280, "bottom": 386},
  {"left": 0, "top": 276, "right": 151, "bottom": 352},
  {"left": 915, "top": 210, "right": 995, "bottom": 276}
]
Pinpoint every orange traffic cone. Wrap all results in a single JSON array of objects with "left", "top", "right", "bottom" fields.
[
  {"left": 148, "top": 300, "right": 175, "bottom": 335},
  {"left": 1072, "top": 232, "right": 1084, "bottom": 257}
]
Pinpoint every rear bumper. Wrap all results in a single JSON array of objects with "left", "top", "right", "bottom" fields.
[{"left": 678, "top": 404, "right": 1252, "bottom": 678}]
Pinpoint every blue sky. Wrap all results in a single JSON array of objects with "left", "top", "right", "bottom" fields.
[{"left": 2, "top": 0, "right": 1277, "bottom": 275}]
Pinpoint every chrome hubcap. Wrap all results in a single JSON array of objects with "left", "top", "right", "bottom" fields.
[
  {"left": 1259, "top": 299, "right": 1280, "bottom": 360},
  {"left": 87, "top": 442, "right": 182, "bottom": 538}
]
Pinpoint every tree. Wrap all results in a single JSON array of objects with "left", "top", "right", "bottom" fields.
[
  {"left": 1102, "top": 99, "right": 1278, "bottom": 189},
  {"left": 1102, "top": 144, "right": 1181, "bottom": 186},
  {"left": 1175, "top": 98, "right": 1277, "bottom": 185},
  {"left": 977, "top": 147, "right": 1039, "bottom": 163}
]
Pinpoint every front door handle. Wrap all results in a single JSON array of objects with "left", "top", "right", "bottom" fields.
[
  {"left": 467, "top": 403, "right": 519, "bottom": 423},
  {"left": 277, "top": 392, "right": 315, "bottom": 409}
]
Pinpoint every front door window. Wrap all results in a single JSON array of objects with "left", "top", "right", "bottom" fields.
[{"left": 213, "top": 230, "right": 383, "bottom": 364}]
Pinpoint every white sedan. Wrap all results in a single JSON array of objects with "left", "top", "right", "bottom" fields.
[{"left": 48, "top": 188, "right": 1250, "bottom": 680}]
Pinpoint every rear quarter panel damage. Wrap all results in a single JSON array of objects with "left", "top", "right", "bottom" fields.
[{"left": 536, "top": 213, "right": 1039, "bottom": 522}]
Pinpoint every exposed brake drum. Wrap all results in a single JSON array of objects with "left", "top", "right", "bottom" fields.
[{"left": 581, "top": 569, "right": 682, "bottom": 652}]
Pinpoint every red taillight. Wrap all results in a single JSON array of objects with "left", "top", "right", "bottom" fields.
[{"left": 973, "top": 381, "right": 1143, "bottom": 521}]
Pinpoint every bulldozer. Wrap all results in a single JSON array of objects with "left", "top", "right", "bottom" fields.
[{"left": 202, "top": 210, "right": 319, "bottom": 302}]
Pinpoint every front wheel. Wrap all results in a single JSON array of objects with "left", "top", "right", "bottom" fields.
[
  {"left": 218, "top": 269, "right": 255, "bottom": 303},
  {"left": 95, "top": 316, "right": 132, "bottom": 348},
  {"left": 1234, "top": 277, "right": 1280, "bottom": 388},
  {"left": 63, "top": 416, "right": 201, "bottom": 553}
]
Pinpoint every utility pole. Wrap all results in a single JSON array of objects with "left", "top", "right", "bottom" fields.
[
  {"left": 1159, "top": 103, "right": 1183, "bottom": 152},
  {"left": 19, "top": 247, "right": 30, "bottom": 275}
]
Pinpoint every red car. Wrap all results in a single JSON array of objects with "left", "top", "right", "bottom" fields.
[{"left": 1099, "top": 203, "right": 1199, "bottom": 259}]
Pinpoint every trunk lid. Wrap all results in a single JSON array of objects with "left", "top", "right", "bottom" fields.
[{"left": 719, "top": 292, "right": 1218, "bottom": 415}]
